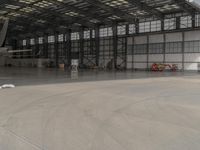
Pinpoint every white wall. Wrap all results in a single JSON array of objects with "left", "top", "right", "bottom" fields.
[
  {"left": 149, "top": 54, "right": 163, "bottom": 62},
  {"left": 134, "top": 63, "right": 147, "bottom": 69},
  {"left": 165, "top": 54, "right": 182, "bottom": 62},
  {"left": 166, "top": 33, "right": 182, "bottom": 42},
  {"left": 149, "top": 34, "right": 164, "bottom": 43},
  {"left": 134, "top": 55, "right": 147, "bottom": 62},
  {"left": 185, "top": 31, "right": 200, "bottom": 41},
  {"left": 127, "top": 31, "right": 200, "bottom": 71},
  {"left": 184, "top": 63, "right": 198, "bottom": 70},
  {"left": 184, "top": 53, "right": 200, "bottom": 62},
  {"left": 134, "top": 36, "right": 147, "bottom": 44}
]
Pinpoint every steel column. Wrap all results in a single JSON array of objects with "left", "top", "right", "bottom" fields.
[
  {"left": 113, "top": 23, "right": 118, "bottom": 70},
  {"left": 95, "top": 26, "right": 100, "bottom": 66}
]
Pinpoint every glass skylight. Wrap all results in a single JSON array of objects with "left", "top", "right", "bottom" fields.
[
  {"left": 19, "top": 0, "right": 38, "bottom": 4},
  {"left": 34, "top": 1, "right": 53, "bottom": 8},
  {"left": 104, "top": 0, "right": 128, "bottom": 7},
  {"left": 65, "top": 11, "right": 79, "bottom": 17},
  {"left": 5, "top": 4, "right": 20, "bottom": 10}
]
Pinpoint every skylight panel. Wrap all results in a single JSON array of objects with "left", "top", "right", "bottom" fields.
[
  {"left": 37, "top": 19, "right": 46, "bottom": 23},
  {"left": 34, "top": 1, "right": 53, "bottom": 8},
  {"left": 20, "top": 7, "right": 36, "bottom": 13},
  {"left": 8, "top": 12, "right": 21, "bottom": 17},
  {"left": 104, "top": 0, "right": 128, "bottom": 7},
  {"left": 19, "top": 0, "right": 38, "bottom": 4},
  {"left": 90, "top": 19, "right": 100, "bottom": 23},
  {"left": 5, "top": 4, "right": 20, "bottom": 10},
  {"left": 108, "top": 15, "right": 121, "bottom": 20},
  {"left": 156, "top": 4, "right": 180, "bottom": 12},
  {"left": 0, "top": 11, "right": 7, "bottom": 15},
  {"left": 65, "top": 11, "right": 79, "bottom": 17}
]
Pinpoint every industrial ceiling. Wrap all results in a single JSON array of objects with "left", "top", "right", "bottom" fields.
[{"left": 0, "top": 0, "right": 200, "bottom": 36}]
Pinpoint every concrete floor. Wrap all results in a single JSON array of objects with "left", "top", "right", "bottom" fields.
[
  {"left": 0, "top": 67, "right": 197, "bottom": 86},
  {"left": 1, "top": 67, "right": 200, "bottom": 150}
]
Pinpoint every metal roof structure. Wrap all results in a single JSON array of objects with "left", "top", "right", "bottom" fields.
[{"left": 0, "top": 0, "right": 200, "bottom": 36}]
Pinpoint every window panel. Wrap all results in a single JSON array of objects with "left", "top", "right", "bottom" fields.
[{"left": 164, "top": 18, "right": 176, "bottom": 30}]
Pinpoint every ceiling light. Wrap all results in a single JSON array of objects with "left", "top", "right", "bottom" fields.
[{"left": 5, "top": 4, "right": 20, "bottom": 10}]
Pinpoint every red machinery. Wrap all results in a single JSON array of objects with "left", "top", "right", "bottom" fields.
[{"left": 151, "top": 63, "right": 178, "bottom": 72}]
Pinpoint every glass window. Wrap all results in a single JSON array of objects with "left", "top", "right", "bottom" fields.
[
  {"left": 150, "top": 20, "right": 161, "bottom": 32},
  {"left": 180, "top": 16, "right": 192, "bottom": 28},
  {"left": 139, "top": 22, "right": 150, "bottom": 33},
  {"left": 38, "top": 37, "right": 43, "bottom": 44},
  {"left": 100, "top": 27, "right": 113, "bottom": 37},
  {"left": 71, "top": 32, "right": 80, "bottom": 40},
  {"left": 22, "top": 40, "right": 26, "bottom": 46},
  {"left": 58, "top": 34, "right": 64, "bottom": 42},
  {"left": 117, "top": 25, "right": 126, "bottom": 35},
  {"left": 84, "top": 30, "right": 90, "bottom": 39},
  {"left": 30, "top": 38, "right": 35, "bottom": 45},
  {"left": 48, "top": 35, "right": 55, "bottom": 43},
  {"left": 195, "top": 14, "right": 200, "bottom": 27},
  {"left": 164, "top": 18, "right": 176, "bottom": 30},
  {"left": 129, "top": 24, "right": 136, "bottom": 34}
]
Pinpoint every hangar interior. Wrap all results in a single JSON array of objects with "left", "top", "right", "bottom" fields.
[
  {"left": 1, "top": 0, "right": 200, "bottom": 71},
  {"left": 2, "top": 1, "right": 200, "bottom": 150}
]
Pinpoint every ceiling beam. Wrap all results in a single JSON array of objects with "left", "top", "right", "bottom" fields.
[
  {"left": 126, "top": 0, "right": 164, "bottom": 19},
  {"left": 173, "top": 0, "right": 195, "bottom": 14},
  {"left": 85, "top": 0, "right": 136, "bottom": 23},
  {"left": 47, "top": 0, "right": 112, "bottom": 25},
  {"left": 2, "top": 0, "right": 95, "bottom": 28}
]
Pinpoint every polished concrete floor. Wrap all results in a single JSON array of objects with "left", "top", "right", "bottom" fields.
[
  {"left": 0, "top": 67, "right": 198, "bottom": 86},
  {"left": 1, "top": 67, "right": 200, "bottom": 150}
]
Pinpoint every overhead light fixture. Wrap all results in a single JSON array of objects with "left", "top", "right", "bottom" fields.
[
  {"left": 5, "top": 4, "right": 20, "bottom": 10},
  {"left": 20, "top": 7, "right": 36, "bottom": 13},
  {"left": 8, "top": 12, "right": 21, "bottom": 17},
  {"left": 104, "top": 0, "right": 128, "bottom": 7},
  {"left": 19, "top": 0, "right": 37, "bottom": 4},
  {"left": 65, "top": 11, "right": 79, "bottom": 17},
  {"left": 108, "top": 15, "right": 121, "bottom": 20},
  {"left": 34, "top": 0, "right": 53, "bottom": 8},
  {"left": 90, "top": 19, "right": 100, "bottom": 23},
  {"left": 37, "top": 19, "right": 46, "bottom": 23},
  {"left": 0, "top": 11, "right": 7, "bottom": 15}
]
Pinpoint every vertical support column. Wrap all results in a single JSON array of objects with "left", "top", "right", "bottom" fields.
[
  {"left": 54, "top": 32, "right": 59, "bottom": 68},
  {"left": 176, "top": 17, "right": 181, "bottom": 30},
  {"left": 13, "top": 38, "right": 18, "bottom": 50},
  {"left": 20, "top": 38, "right": 23, "bottom": 49},
  {"left": 125, "top": 24, "right": 129, "bottom": 70},
  {"left": 161, "top": 18, "right": 165, "bottom": 31},
  {"left": 132, "top": 36, "right": 135, "bottom": 70},
  {"left": 182, "top": 32, "right": 185, "bottom": 71},
  {"left": 11, "top": 38, "right": 17, "bottom": 50},
  {"left": 135, "top": 19, "right": 139, "bottom": 34},
  {"left": 192, "top": 13, "right": 196, "bottom": 28},
  {"left": 79, "top": 27, "right": 84, "bottom": 66},
  {"left": 90, "top": 29, "right": 94, "bottom": 56},
  {"left": 112, "top": 23, "right": 118, "bottom": 69},
  {"left": 163, "top": 33, "right": 166, "bottom": 64},
  {"left": 95, "top": 26, "right": 100, "bottom": 66},
  {"left": 26, "top": 37, "right": 30, "bottom": 49},
  {"left": 34, "top": 36, "right": 39, "bottom": 58},
  {"left": 65, "top": 29, "right": 71, "bottom": 66},
  {"left": 44, "top": 33, "right": 48, "bottom": 58},
  {"left": 147, "top": 35, "right": 149, "bottom": 70}
]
